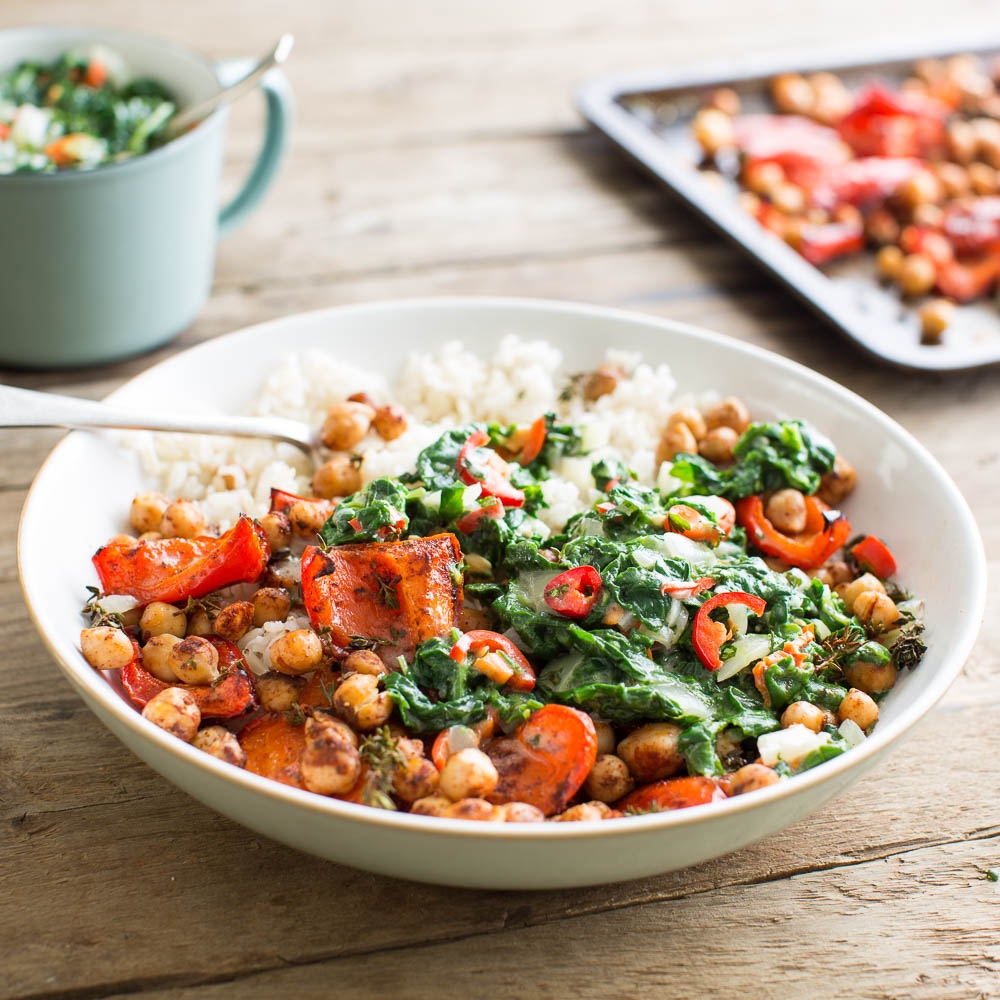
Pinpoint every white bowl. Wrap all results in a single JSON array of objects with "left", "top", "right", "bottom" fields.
[{"left": 17, "top": 298, "right": 986, "bottom": 889}]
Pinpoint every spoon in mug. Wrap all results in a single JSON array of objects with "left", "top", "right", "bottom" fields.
[
  {"left": 163, "top": 34, "right": 295, "bottom": 141},
  {"left": 0, "top": 383, "right": 322, "bottom": 465}
]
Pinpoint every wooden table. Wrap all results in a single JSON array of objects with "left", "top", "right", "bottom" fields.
[{"left": 3, "top": 2, "right": 998, "bottom": 996}]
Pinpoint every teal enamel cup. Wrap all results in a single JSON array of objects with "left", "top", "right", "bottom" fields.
[{"left": 0, "top": 26, "right": 292, "bottom": 368}]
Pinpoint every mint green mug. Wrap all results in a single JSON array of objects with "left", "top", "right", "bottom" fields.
[{"left": 0, "top": 26, "right": 292, "bottom": 368}]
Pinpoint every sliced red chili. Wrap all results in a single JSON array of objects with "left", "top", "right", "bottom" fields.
[
  {"left": 456, "top": 430, "right": 525, "bottom": 507},
  {"left": 692, "top": 591, "right": 767, "bottom": 672},
  {"left": 543, "top": 566, "right": 603, "bottom": 620},
  {"left": 661, "top": 576, "right": 716, "bottom": 600},
  {"left": 851, "top": 535, "right": 898, "bottom": 578},
  {"left": 735, "top": 494, "right": 851, "bottom": 570},
  {"left": 455, "top": 498, "right": 504, "bottom": 535},
  {"left": 449, "top": 629, "right": 536, "bottom": 692},
  {"left": 519, "top": 416, "right": 548, "bottom": 465}
]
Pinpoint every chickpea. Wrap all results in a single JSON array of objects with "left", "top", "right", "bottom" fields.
[
  {"left": 743, "top": 160, "right": 785, "bottom": 197},
  {"left": 287, "top": 500, "right": 332, "bottom": 538},
  {"left": 410, "top": 795, "right": 453, "bottom": 817},
  {"left": 141, "top": 633, "right": 182, "bottom": 682},
  {"left": 934, "top": 162, "right": 971, "bottom": 199},
  {"left": 968, "top": 161, "right": 999, "bottom": 196},
  {"left": 912, "top": 203, "right": 944, "bottom": 230},
  {"left": 251, "top": 587, "right": 292, "bottom": 627},
  {"left": 434, "top": 747, "right": 497, "bottom": 802},
  {"left": 780, "top": 701, "right": 825, "bottom": 733},
  {"left": 875, "top": 245, "right": 904, "bottom": 282},
  {"left": 853, "top": 590, "right": 900, "bottom": 631},
  {"left": 138, "top": 531, "right": 162, "bottom": 542},
  {"left": 494, "top": 802, "right": 546, "bottom": 823},
  {"left": 836, "top": 573, "right": 886, "bottom": 612},
  {"left": 865, "top": 207, "right": 900, "bottom": 246},
  {"left": 160, "top": 499, "right": 207, "bottom": 540},
  {"left": 140, "top": 601, "right": 186, "bottom": 641},
  {"left": 80, "top": 626, "right": 136, "bottom": 672},
  {"left": 765, "top": 488, "right": 807, "bottom": 534},
  {"left": 919, "top": 299, "right": 954, "bottom": 344},
  {"left": 826, "top": 560, "right": 853, "bottom": 585},
  {"left": 844, "top": 659, "right": 898, "bottom": 694},
  {"left": 583, "top": 754, "right": 635, "bottom": 803},
  {"left": 727, "top": 762, "right": 780, "bottom": 796},
  {"left": 594, "top": 720, "right": 616, "bottom": 756},
  {"left": 707, "top": 86, "right": 741, "bottom": 116},
  {"left": 333, "top": 672, "right": 394, "bottom": 730},
  {"left": 393, "top": 756, "right": 440, "bottom": 803},
  {"left": 168, "top": 635, "right": 220, "bottom": 685},
  {"left": 129, "top": 492, "right": 168, "bottom": 534},
  {"left": 655, "top": 421, "right": 697, "bottom": 466},
  {"left": 894, "top": 171, "right": 943, "bottom": 211},
  {"left": 552, "top": 802, "right": 608, "bottom": 823},
  {"left": 817, "top": 454, "right": 857, "bottom": 506},
  {"left": 212, "top": 601, "right": 254, "bottom": 643},
  {"left": 186, "top": 606, "right": 214, "bottom": 637},
  {"left": 141, "top": 687, "right": 200, "bottom": 742},
  {"left": 705, "top": 396, "right": 751, "bottom": 435},
  {"left": 771, "top": 182, "right": 806, "bottom": 216},
  {"left": 771, "top": 72, "right": 815, "bottom": 116},
  {"left": 838, "top": 688, "right": 879, "bottom": 730},
  {"left": 945, "top": 119, "right": 977, "bottom": 164},
  {"left": 320, "top": 400, "right": 375, "bottom": 451},
  {"left": 373, "top": 403, "right": 408, "bottom": 441},
  {"left": 269, "top": 629, "right": 324, "bottom": 675},
  {"left": 699, "top": 425, "right": 739, "bottom": 464},
  {"left": 583, "top": 362, "right": 624, "bottom": 401},
  {"left": 617, "top": 722, "right": 685, "bottom": 783},
  {"left": 301, "top": 713, "right": 362, "bottom": 795},
  {"left": 192, "top": 726, "right": 247, "bottom": 767},
  {"left": 255, "top": 671, "right": 306, "bottom": 712},
  {"left": 809, "top": 72, "right": 852, "bottom": 124},
  {"left": 445, "top": 798, "right": 497, "bottom": 821},
  {"left": 343, "top": 648, "right": 388, "bottom": 677},
  {"left": 737, "top": 191, "right": 762, "bottom": 216},
  {"left": 914, "top": 58, "right": 947, "bottom": 84},
  {"left": 259, "top": 511, "right": 292, "bottom": 553},
  {"left": 692, "top": 107, "right": 735, "bottom": 156},
  {"left": 897, "top": 253, "right": 936, "bottom": 298},
  {"left": 667, "top": 407, "right": 707, "bottom": 442},
  {"left": 311, "top": 454, "right": 362, "bottom": 500}
]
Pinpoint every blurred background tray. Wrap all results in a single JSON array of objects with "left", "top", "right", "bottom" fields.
[{"left": 577, "top": 38, "right": 1000, "bottom": 371}]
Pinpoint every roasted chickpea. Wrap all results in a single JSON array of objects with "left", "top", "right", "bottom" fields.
[
  {"left": 617, "top": 722, "right": 685, "bottom": 783},
  {"left": 919, "top": 299, "right": 954, "bottom": 344},
  {"left": 707, "top": 86, "right": 741, "bottom": 116},
  {"left": 186, "top": 606, "right": 214, "bottom": 637},
  {"left": 80, "top": 626, "right": 135, "bottom": 672},
  {"left": 875, "top": 244, "right": 904, "bottom": 282},
  {"left": 552, "top": 802, "right": 608, "bottom": 823},
  {"left": 255, "top": 671, "right": 306, "bottom": 712},
  {"left": 817, "top": 454, "right": 857, "bottom": 506},
  {"left": 141, "top": 633, "right": 182, "bottom": 682},
  {"left": 594, "top": 720, "right": 617, "bottom": 756},
  {"left": 897, "top": 253, "right": 937, "bottom": 297},
  {"left": 160, "top": 499, "right": 207, "bottom": 540},
  {"left": 727, "top": 762, "right": 780, "bottom": 796},
  {"left": 968, "top": 161, "right": 999, "bottom": 196},
  {"left": 737, "top": 190, "right": 762, "bottom": 216},
  {"left": 853, "top": 590, "right": 900, "bottom": 630},
  {"left": 494, "top": 802, "right": 546, "bottom": 823},
  {"left": 655, "top": 421, "right": 697, "bottom": 466},
  {"left": 301, "top": 713, "right": 362, "bottom": 795},
  {"left": 583, "top": 754, "right": 635, "bottom": 803},
  {"left": 410, "top": 795, "right": 453, "bottom": 817},
  {"left": 333, "top": 671, "right": 393, "bottom": 730},
  {"left": 138, "top": 531, "right": 162, "bottom": 542},
  {"left": 141, "top": 687, "right": 200, "bottom": 742},
  {"left": 836, "top": 573, "right": 886, "bottom": 612},
  {"left": 765, "top": 488, "right": 807, "bottom": 534},
  {"left": 269, "top": 629, "right": 324, "bottom": 675},
  {"left": 192, "top": 726, "right": 247, "bottom": 767},
  {"left": 826, "top": 560, "right": 853, "bottom": 585},
  {"left": 264, "top": 555, "right": 300, "bottom": 591},
  {"left": 780, "top": 701, "right": 825, "bottom": 733},
  {"left": 699, "top": 426, "right": 739, "bottom": 464},
  {"left": 771, "top": 181, "right": 806, "bottom": 216},
  {"left": 744, "top": 161, "right": 785, "bottom": 196},
  {"left": 251, "top": 587, "right": 292, "bottom": 627},
  {"left": 393, "top": 756, "right": 440, "bottom": 803},
  {"left": 808, "top": 72, "right": 852, "bottom": 124},
  {"left": 129, "top": 492, "right": 168, "bottom": 534},
  {"left": 320, "top": 400, "right": 375, "bottom": 450},
  {"left": 692, "top": 107, "right": 735, "bottom": 156},
  {"left": 771, "top": 72, "right": 815, "bottom": 116},
  {"left": 667, "top": 407, "right": 707, "bottom": 442},
  {"left": 934, "top": 162, "right": 971, "bottom": 199},
  {"left": 287, "top": 500, "right": 331, "bottom": 538},
  {"left": 168, "top": 635, "right": 220, "bottom": 685},
  {"left": 945, "top": 119, "right": 978, "bottom": 164},
  {"left": 838, "top": 688, "right": 879, "bottom": 730},
  {"left": 438, "top": 747, "right": 499, "bottom": 801},
  {"left": 705, "top": 396, "right": 751, "bottom": 435},
  {"left": 212, "top": 601, "right": 254, "bottom": 643},
  {"left": 445, "top": 798, "right": 497, "bottom": 821},
  {"left": 343, "top": 648, "right": 388, "bottom": 677},
  {"left": 912, "top": 203, "right": 944, "bottom": 230},
  {"left": 140, "top": 601, "right": 186, "bottom": 641},
  {"left": 373, "top": 403, "right": 408, "bottom": 441},
  {"left": 583, "top": 362, "right": 624, "bottom": 401},
  {"left": 894, "top": 171, "right": 943, "bottom": 210},
  {"left": 844, "top": 659, "right": 898, "bottom": 694},
  {"left": 259, "top": 511, "right": 292, "bottom": 553},
  {"left": 311, "top": 454, "right": 362, "bottom": 500}
]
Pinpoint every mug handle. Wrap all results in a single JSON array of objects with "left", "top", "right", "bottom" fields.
[{"left": 214, "top": 58, "right": 294, "bottom": 237}]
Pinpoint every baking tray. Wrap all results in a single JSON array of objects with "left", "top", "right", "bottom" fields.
[{"left": 576, "top": 35, "right": 1000, "bottom": 371}]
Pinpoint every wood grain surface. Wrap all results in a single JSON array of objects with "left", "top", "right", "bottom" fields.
[{"left": 1, "top": 2, "right": 998, "bottom": 998}]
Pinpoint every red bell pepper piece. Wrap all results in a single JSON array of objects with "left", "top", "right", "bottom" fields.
[
  {"left": 543, "top": 566, "right": 603, "bottom": 620},
  {"left": 661, "top": 576, "right": 715, "bottom": 600},
  {"left": 943, "top": 197, "right": 1000, "bottom": 256},
  {"left": 269, "top": 487, "right": 335, "bottom": 519},
  {"left": 83, "top": 59, "right": 108, "bottom": 88},
  {"left": 617, "top": 775, "right": 726, "bottom": 813},
  {"left": 456, "top": 430, "right": 525, "bottom": 507},
  {"left": 122, "top": 635, "right": 257, "bottom": 719},
  {"left": 837, "top": 83, "right": 948, "bottom": 159},
  {"left": 0, "top": 123, "right": 9, "bottom": 141},
  {"left": 794, "top": 220, "right": 865, "bottom": 266},
  {"left": 692, "top": 591, "right": 767, "bottom": 672},
  {"left": 449, "top": 629, "right": 536, "bottom": 691},
  {"left": 734, "top": 114, "right": 850, "bottom": 190},
  {"left": 735, "top": 494, "right": 851, "bottom": 570},
  {"left": 935, "top": 253, "right": 1000, "bottom": 302},
  {"left": 93, "top": 514, "right": 269, "bottom": 606},
  {"left": 455, "top": 497, "right": 505, "bottom": 535},
  {"left": 519, "top": 416, "right": 548, "bottom": 465},
  {"left": 851, "top": 535, "right": 898, "bottom": 578}
]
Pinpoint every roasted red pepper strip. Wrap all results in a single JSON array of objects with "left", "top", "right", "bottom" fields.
[
  {"left": 837, "top": 83, "right": 948, "bottom": 158},
  {"left": 692, "top": 591, "right": 767, "bottom": 672},
  {"left": 735, "top": 114, "right": 850, "bottom": 190},
  {"left": 899, "top": 225, "right": 954, "bottom": 267},
  {"left": 93, "top": 514, "right": 269, "bottom": 605},
  {"left": 519, "top": 416, "right": 548, "bottom": 465},
  {"left": 935, "top": 253, "right": 1000, "bottom": 302},
  {"left": 820, "top": 157, "right": 932, "bottom": 209},
  {"left": 793, "top": 220, "right": 865, "bottom": 266},
  {"left": 456, "top": 430, "right": 525, "bottom": 507},
  {"left": 449, "top": 629, "right": 536, "bottom": 692},
  {"left": 543, "top": 566, "right": 603, "bottom": 619},
  {"left": 943, "top": 197, "right": 1000, "bottom": 255},
  {"left": 122, "top": 635, "right": 257, "bottom": 719},
  {"left": 617, "top": 776, "right": 726, "bottom": 813},
  {"left": 660, "top": 576, "right": 715, "bottom": 600},
  {"left": 735, "top": 494, "right": 851, "bottom": 570},
  {"left": 851, "top": 535, "right": 898, "bottom": 578}
]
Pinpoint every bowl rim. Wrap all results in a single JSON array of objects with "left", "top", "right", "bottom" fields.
[
  {"left": 0, "top": 23, "right": 227, "bottom": 183},
  {"left": 17, "top": 295, "right": 989, "bottom": 841}
]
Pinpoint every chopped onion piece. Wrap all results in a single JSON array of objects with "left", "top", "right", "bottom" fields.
[
  {"left": 97, "top": 594, "right": 140, "bottom": 615},
  {"left": 715, "top": 633, "right": 772, "bottom": 682},
  {"left": 757, "top": 725, "right": 831, "bottom": 767},
  {"left": 838, "top": 719, "right": 866, "bottom": 747}
]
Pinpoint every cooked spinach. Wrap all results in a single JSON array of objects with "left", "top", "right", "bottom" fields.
[{"left": 320, "top": 477, "right": 410, "bottom": 545}]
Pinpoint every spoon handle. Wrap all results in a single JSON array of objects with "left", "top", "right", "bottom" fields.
[{"left": 0, "top": 384, "right": 314, "bottom": 453}]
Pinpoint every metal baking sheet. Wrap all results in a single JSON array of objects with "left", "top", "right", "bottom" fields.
[{"left": 576, "top": 35, "right": 1000, "bottom": 371}]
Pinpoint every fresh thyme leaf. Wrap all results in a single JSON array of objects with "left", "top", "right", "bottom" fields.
[
  {"left": 889, "top": 618, "right": 927, "bottom": 670},
  {"left": 359, "top": 726, "right": 404, "bottom": 810}
]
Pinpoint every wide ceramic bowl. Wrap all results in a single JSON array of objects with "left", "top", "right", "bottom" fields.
[{"left": 17, "top": 298, "right": 986, "bottom": 889}]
